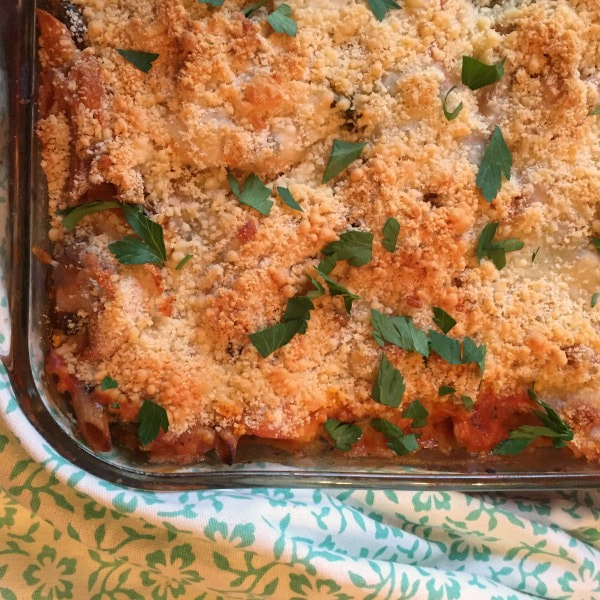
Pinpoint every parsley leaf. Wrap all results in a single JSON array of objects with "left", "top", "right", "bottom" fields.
[
  {"left": 402, "top": 400, "right": 428, "bottom": 428},
  {"left": 371, "top": 418, "right": 420, "bottom": 455},
  {"left": 589, "top": 107, "right": 600, "bottom": 116},
  {"left": 175, "top": 255, "right": 193, "bottom": 270},
  {"left": 461, "top": 395, "right": 474, "bottom": 411},
  {"left": 227, "top": 170, "right": 273, "bottom": 216},
  {"left": 531, "top": 246, "right": 540, "bottom": 263},
  {"left": 122, "top": 204, "right": 167, "bottom": 264},
  {"left": 371, "top": 309, "right": 430, "bottom": 357},
  {"left": 276, "top": 186, "right": 302, "bottom": 211},
  {"left": 315, "top": 269, "right": 360, "bottom": 314},
  {"left": 198, "top": 0, "right": 223, "bottom": 5},
  {"left": 477, "top": 222, "right": 523, "bottom": 270},
  {"left": 439, "top": 385, "right": 456, "bottom": 396},
  {"left": 322, "top": 140, "right": 366, "bottom": 184},
  {"left": 283, "top": 296, "right": 314, "bottom": 323},
  {"left": 429, "top": 329, "right": 462, "bottom": 365},
  {"left": 324, "top": 418, "right": 362, "bottom": 451},
  {"left": 476, "top": 126, "right": 512, "bottom": 202},
  {"left": 433, "top": 307, "right": 457, "bottom": 334},
  {"left": 442, "top": 86, "right": 463, "bottom": 121},
  {"left": 462, "top": 336, "right": 486, "bottom": 374},
  {"left": 243, "top": 0, "right": 267, "bottom": 17},
  {"left": 366, "top": 0, "right": 401, "bottom": 21},
  {"left": 492, "top": 391, "right": 573, "bottom": 455},
  {"left": 59, "top": 200, "right": 120, "bottom": 232},
  {"left": 100, "top": 376, "right": 118, "bottom": 391},
  {"left": 592, "top": 293, "right": 599, "bottom": 308},
  {"left": 461, "top": 56, "right": 505, "bottom": 90},
  {"left": 108, "top": 237, "right": 164, "bottom": 266},
  {"left": 592, "top": 238, "right": 600, "bottom": 254},
  {"left": 116, "top": 49, "right": 159, "bottom": 73},
  {"left": 322, "top": 230, "right": 374, "bottom": 268},
  {"left": 306, "top": 276, "right": 325, "bottom": 299},
  {"left": 267, "top": 4, "right": 297, "bottom": 36},
  {"left": 382, "top": 217, "right": 400, "bottom": 252},
  {"left": 317, "top": 254, "right": 338, "bottom": 276},
  {"left": 372, "top": 354, "right": 405, "bottom": 407},
  {"left": 138, "top": 399, "right": 169, "bottom": 446}
]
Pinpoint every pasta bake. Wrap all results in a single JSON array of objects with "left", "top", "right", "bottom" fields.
[{"left": 37, "top": 0, "right": 600, "bottom": 463}]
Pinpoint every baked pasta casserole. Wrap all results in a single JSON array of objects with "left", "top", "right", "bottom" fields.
[{"left": 36, "top": 0, "right": 600, "bottom": 463}]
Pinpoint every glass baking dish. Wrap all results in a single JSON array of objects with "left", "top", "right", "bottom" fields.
[{"left": 2, "top": 0, "right": 599, "bottom": 490}]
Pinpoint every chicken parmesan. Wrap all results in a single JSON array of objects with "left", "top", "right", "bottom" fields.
[{"left": 37, "top": 0, "right": 600, "bottom": 463}]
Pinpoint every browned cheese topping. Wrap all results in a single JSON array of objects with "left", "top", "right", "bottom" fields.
[{"left": 38, "top": 0, "right": 600, "bottom": 459}]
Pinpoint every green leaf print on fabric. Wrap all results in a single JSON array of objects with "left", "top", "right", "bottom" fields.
[
  {"left": 557, "top": 557, "right": 600, "bottom": 596},
  {"left": 412, "top": 492, "right": 452, "bottom": 512},
  {"left": 22, "top": 546, "right": 76, "bottom": 600},
  {"left": 204, "top": 518, "right": 255, "bottom": 548},
  {"left": 140, "top": 544, "right": 202, "bottom": 600}
]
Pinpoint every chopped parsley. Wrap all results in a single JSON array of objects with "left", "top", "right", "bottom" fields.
[
  {"left": 249, "top": 296, "right": 315, "bottom": 357},
  {"left": 592, "top": 293, "right": 599, "bottom": 308},
  {"left": 461, "top": 56, "right": 505, "bottom": 91},
  {"left": 198, "top": 0, "right": 224, "bottom": 5},
  {"left": 267, "top": 4, "right": 297, "bottom": 36},
  {"left": 371, "top": 309, "right": 430, "bottom": 357},
  {"left": 306, "top": 276, "right": 325, "bottom": 299},
  {"left": 592, "top": 238, "right": 600, "bottom": 254},
  {"left": 371, "top": 354, "right": 405, "bottom": 407},
  {"left": 227, "top": 170, "right": 273, "bottom": 215},
  {"left": 243, "top": 0, "right": 267, "bottom": 17},
  {"left": 322, "top": 230, "right": 374, "bottom": 269},
  {"left": 324, "top": 418, "right": 362, "bottom": 451},
  {"left": 276, "top": 187, "right": 302, "bottom": 211},
  {"left": 138, "top": 399, "right": 169, "bottom": 446},
  {"left": 58, "top": 200, "right": 120, "bottom": 232},
  {"left": 442, "top": 86, "right": 463, "bottom": 121},
  {"left": 116, "top": 49, "right": 159, "bottom": 73},
  {"left": 589, "top": 107, "right": 600, "bottom": 116},
  {"left": 476, "top": 126, "right": 512, "bottom": 202},
  {"left": 109, "top": 205, "right": 167, "bottom": 267},
  {"left": 531, "top": 246, "right": 540, "bottom": 263},
  {"left": 432, "top": 307, "right": 457, "bottom": 334},
  {"left": 371, "top": 418, "right": 420, "bottom": 455},
  {"left": 461, "top": 395, "right": 474, "bottom": 411},
  {"left": 462, "top": 336, "right": 487, "bottom": 374},
  {"left": 477, "top": 222, "right": 523, "bottom": 270},
  {"left": 438, "top": 385, "right": 456, "bottom": 396},
  {"left": 322, "top": 140, "right": 366, "bottom": 184},
  {"left": 175, "top": 255, "right": 193, "bottom": 270},
  {"left": 317, "top": 254, "right": 338, "bottom": 275},
  {"left": 315, "top": 269, "right": 360, "bottom": 314},
  {"left": 382, "top": 217, "right": 400, "bottom": 252},
  {"left": 366, "top": 0, "right": 400, "bottom": 21},
  {"left": 429, "top": 329, "right": 462, "bottom": 365},
  {"left": 100, "top": 376, "right": 118, "bottom": 391},
  {"left": 401, "top": 400, "right": 428, "bottom": 428},
  {"left": 492, "top": 390, "right": 573, "bottom": 456}
]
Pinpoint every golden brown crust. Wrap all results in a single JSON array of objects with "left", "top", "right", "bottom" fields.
[{"left": 38, "top": 0, "right": 600, "bottom": 460}]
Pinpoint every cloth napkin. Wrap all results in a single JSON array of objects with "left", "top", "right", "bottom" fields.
[{"left": 0, "top": 366, "right": 597, "bottom": 600}]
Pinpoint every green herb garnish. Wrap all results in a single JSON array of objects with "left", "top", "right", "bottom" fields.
[
  {"left": 58, "top": 200, "right": 120, "bottom": 232},
  {"left": 371, "top": 354, "right": 405, "bottom": 407},
  {"left": 243, "top": 0, "right": 267, "bottom": 17},
  {"left": 442, "top": 86, "right": 463, "bottom": 121},
  {"left": 402, "top": 400, "right": 428, "bottom": 428},
  {"left": 432, "top": 307, "right": 457, "bottom": 334},
  {"left": 227, "top": 170, "right": 273, "bottom": 216},
  {"left": 371, "top": 418, "right": 419, "bottom": 455},
  {"left": 322, "top": 230, "right": 374, "bottom": 268},
  {"left": 461, "top": 56, "right": 505, "bottom": 90},
  {"left": 366, "top": 0, "right": 400, "bottom": 21},
  {"left": 438, "top": 385, "right": 456, "bottom": 396},
  {"left": 175, "top": 255, "right": 193, "bottom": 270},
  {"left": 589, "top": 107, "right": 600, "bottom": 116},
  {"left": 382, "top": 217, "right": 400, "bottom": 252},
  {"left": 476, "top": 222, "right": 523, "bottom": 270},
  {"left": 267, "top": 4, "right": 297, "bottom": 35},
  {"left": 592, "top": 293, "right": 599, "bottom": 308},
  {"left": 108, "top": 237, "right": 162, "bottom": 266},
  {"left": 324, "top": 418, "right": 362, "bottom": 451},
  {"left": 476, "top": 126, "right": 512, "bottom": 202},
  {"left": 461, "top": 395, "right": 474, "bottom": 411},
  {"left": 315, "top": 269, "right": 360, "bottom": 314},
  {"left": 492, "top": 390, "right": 573, "bottom": 456},
  {"left": 100, "top": 376, "right": 118, "bottom": 391},
  {"left": 531, "top": 246, "right": 540, "bottom": 263},
  {"left": 322, "top": 140, "right": 366, "bottom": 184},
  {"left": 116, "top": 49, "right": 159, "bottom": 73},
  {"left": 198, "top": 0, "right": 224, "bottom": 5},
  {"left": 462, "top": 336, "right": 486, "bottom": 374},
  {"left": 429, "top": 329, "right": 462, "bottom": 365},
  {"left": 138, "top": 399, "right": 169, "bottom": 446},
  {"left": 276, "top": 187, "right": 302, "bottom": 211},
  {"left": 371, "top": 309, "right": 430, "bottom": 357},
  {"left": 592, "top": 238, "right": 600, "bottom": 254}
]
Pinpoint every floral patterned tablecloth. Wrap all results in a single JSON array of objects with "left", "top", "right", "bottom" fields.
[{"left": 0, "top": 365, "right": 597, "bottom": 600}]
